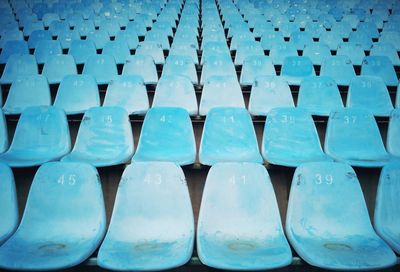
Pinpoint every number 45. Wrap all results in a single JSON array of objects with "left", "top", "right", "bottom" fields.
[{"left": 57, "top": 174, "right": 76, "bottom": 185}]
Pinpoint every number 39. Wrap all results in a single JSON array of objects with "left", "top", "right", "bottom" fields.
[{"left": 315, "top": 174, "right": 333, "bottom": 185}]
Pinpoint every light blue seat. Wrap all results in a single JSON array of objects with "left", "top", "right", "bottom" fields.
[
  {"left": 262, "top": 107, "right": 330, "bottom": 167},
  {"left": 99, "top": 19, "right": 121, "bottom": 37},
  {"left": 133, "top": 107, "right": 196, "bottom": 165},
  {"left": 0, "top": 54, "right": 37, "bottom": 84},
  {"left": 357, "top": 22, "right": 379, "bottom": 39},
  {"left": 370, "top": 43, "right": 400, "bottom": 66},
  {"left": 305, "top": 22, "right": 325, "bottom": 39},
  {"left": 387, "top": 109, "right": 400, "bottom": 158},
  {"left": 199, "top": 107, "right": 263, "bottom": 166},
  {"left": 62, "top": 107, "right": 133, "bottom": 167},
  {"left": 3, "top": 75, "right": 51, "bottom": 115},
  {"left": 115, "top": 30, "right": 139, "bottom": 50},
  {"left": 57, "top": 30, "right": 81, "bottom": 50},
  {"left": 34, "top": 40, "right": 62, "bottom": 65},
  {"left": 170, "top": 42, "right": 198, "bottom": 65},
  {"left": 331, "top": 21, "right": 352, "bottom": 39},
  {"left": 336, "top": 42, "right": 365, "bottom": 66},
  {"left": 240, "top": 56, "right": 276, "bottom": 86},
  {"left": 86, "top": 29, "right": 110, "bottom": 50},
  {"left": 145, "top": 29, "right": 170, "bottom": 50},
  {"left": 201, "top": 41, "right": 230, "bottom": 65},
  {"left": 0, "top": 30, "right": 23, "bottom": 49},
  {"left": 0, "top": 162, "right": 106, "bottom": 270},
  {"left": 302, "top": 43, "right": 331, "bottom": 66},
  {"left": 103, "top": 75, "right": 149, "bottom": 115},
  {"left": 49, "top": 21, "right": 69, "bottom": 37},
  {"left": 290, "top": 31, "right": 313, "bottom": 50},
  {"left": 361, "top": 56, "right": 398, "bottom": 87},
  {"left": 347, "top": 76, "right": 394, "bottom": 117},
  {"left": 42, "top": 54, "right": 77, "bottom": 84},
  {"left": 0, "top": 106, "right": 70, "bottom": 167},
  {"left": 319, "top": 31, "right": 342, "bottom": 50},
  {"left": 102, "top": 40, "right": 130, "bottom": 65},
  {"left": 287, "top": 161, "right": 396, "bottom": 270},
  {"left": 28, "top": 30, "right": 52, "bottom": 49},
  {"left": 68, "top": 40, "right": 97, "bottom": 65},
  {"left": 374, "top": 162, "right": 400, "bottom": 254},
  {"left": 122, "top": 55, "right": 158, "bottom": 84},
  {"left": 0, "top": 110, "right": 8, "bottom": 153},
  {"left": 320, "top": 55, "right": 356, "bottom": 86},
  {"left": 83, "top": 54, "right": 117, "bottom": 85},
  {"left": 97, "top": 161, "right": 194, "bottom": 270},
  {"left": 0, "top": 163, "right": 17, "bottom": 245},
  {"left": 380, "top": 31, "right": 400, "bottom": 51},
  {"left": 200, "top": 76, "right": 245, "bottom": 116},
  {"left": 153, "top": 75, "right": 197, "bottom": 115},
  {"left": 162, "top": 55, "right": 197, "bottom": 84},
  {"left": 261, "top": 31, "right": 284, "bottom": 51},
  {"left": 197, "top": 162, "right": 292, "bottom": 270},
  {"left": 278, "top": 22, "right": 299, "bottom": 38},
  {"left": 54, "top": 75, "right": 100, "bottom": 115},
  {"left": 325, "top": 108, "right": 390, "bottom": 167},
  {"left": 269, "top": 42, "right": 298, "bottom": 65},
  {"left": 135, "top": 41, "right": 165, "bottom": 65},
  {"left": 298, "top": 76, "right": 343, "bottom": 116},
  {"left": 348, "top": 30, "right": 373, "bottom": 50},
  {"left": 42, "top": 13, "right": 60, "bottom": 28},
  {"left": 0, "top": 40, "right": 29, "bottom": 64},
  {"left": 234, "top": 40, "right": 263, "bottom": 66},
  {"left": 22, "top": 21, "right": 43, "bottom": 37},
  {"left": 201, "top": 55, "right": 236, "bottom": 85},
  {"left": 280, "top": 56, "right": 315, "bottom": 85}
]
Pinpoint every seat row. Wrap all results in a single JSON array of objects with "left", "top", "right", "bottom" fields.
[{"left": 0, "top": 161, "right": 399, "bottom": 271}]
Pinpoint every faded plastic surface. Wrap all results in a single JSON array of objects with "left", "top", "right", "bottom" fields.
[
  {"left": 123, "top": 55, "right": 158, "bottom": 84},
  {"left": 240, "top": 56, "right": 276, "bottom": 86}
]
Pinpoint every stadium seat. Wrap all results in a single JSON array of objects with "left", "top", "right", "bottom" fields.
[
  {"left": 0, "top": 163, "right": 17, "bottom": 245},
  {"left": 152, "top": 75, "right": 197, "bottom": 115},
  {"left": 197, "top": 162, "right": 292, "bottom": 270},
  {"left": 0, "top": 162, "right": 106, "bottom": 270},
  {"left": 86, "top": 29, "right": 110, "bottom": 50},
  {"left": 0, "top": 54, "right": 38, "bottom": 84},
  {"left": 115, "top": 30, "right": 139, "bottom": 50},
  {"left": 302, "top": 43, "right": 331, "bottom": 66},
  {"left": 199, "top": 107, "right": 263, "bottom": 166},
  {"left": 34, "top": 40, "right": 62, "bottom": 64},
  {"left": 269, "top": 42, "right": 298, "bottom": 65},
  {"left": 0, "top": 110, "right": 7, "bottom": 153},
  {"left": 103, "top": 75, "right": 149, "bottom": 115},
  {"left": 48, "top": 21, "right": 69, "bottom": 37},
  {"left": 57, "top": 30, "right": 81, "bottom": 50},
  {"left": 3, "top": 75, "right": 51, "bottom": 115},
  {"left": 102, "top": 40, "right": 130, "bottom": 65},
  {"left": 0, "top": 106, "right": 71, "bottom": 167},
  {"left": 62, "top": 107, "right": 134, "bottom": 167},
  {"left": 28, "top": 30, "right": 52, "bottom": 49},
  {"left": 53, "top": 75, "right": 100, "bottom": 115},
  {"left": 0, "top": 40, "right": 29, "bottom": 64},
  {"left": 319, "top": 31, "right": 342, "bottom": 51},
  {"left": 200, "top": 76, "right": 245, "bottom": 116},
  {"left": 23, "top": 21, "right": 44, "bottom": 37},
  {"left": 370, "top": 43, "right": 400, "bottom": 66},
  {"left": 261, "top": 31, "right": 284, "bottom": 50},
  {"left": 145, "top": 29, "right": 170, "bottom": 50},
  {"left": 68, "top": 40, "right": 97, "bottom": 65},
  {"left": 374, "top": 162, "right": 400, "bottom": 254},
  {"left": 357, "top": 22, "right": 379, "bottom": 39},
  {"left": 336, "top": 42, "right": 365, "bottom": 66},
  {"left": 42, "top": 54, "right": 77, "bottom": 84},
  {"left": 286, "top": 161, "right": 396, "bottom": 270},
  {"left": 347, "top": 76, "right": 394, "bottom": 117},
  {"left": 99, "top": 19, "right": 121, "bottom": 37},
  {"left": 170, "top": 42, "right": 198, "bottom": 65},
  {"left": 201, "top": 41, "right": 230, "bottom": 64},
  {"left": 0, "top": 30, "right": 23, "bottom": 49},
  {"left": 280, "top": 56, "right": 315, "bottom": 85},
  {"left": 348, "top": 30, "right": 373, "bottom": 50},
  {"left": 240, "top": 56, "right": 276, "bottom": 86},
  {"left": 122, "top": 55, "right": 158, "bottom": 84},
  {"left": 135, "top": 41, "right": 165, "bottom": 65},
  {"left": 380, "top": 31, "right": 400, "bottom": 51},
  {"left": 290, "top": 31, "right": 313, "bottom": 50},
  {"left": 97, "top": 162, "right": 194, "bottom": 270},
  {"left": 361, "top": 56, "right": 399, "bottom": 86},
  {"left": 387, "top": 109, "right": 400, "bottom": 158},
  {"left": 83, "top": 54, "right": 118, "bottom": 84},
  {"left": 325, "top": 108, "right": 390, "bottom": 167},
  {"left": 201, "top": 55, "right": 236, "bottom": 85},
  {"left": 162, "top": 55, "right": 197, "bottom": 84},
  {"left": 234, "top": 40, "right": 264, "bottom": 65},
  {"left": 297, "top": 76, "right": 343, "bottom": 116},
  {"left": 133, "top": 107, "right": 196, "bottom": 165},
  {"left": 320, "top": 55, "right": 356, "bottom": 86}
]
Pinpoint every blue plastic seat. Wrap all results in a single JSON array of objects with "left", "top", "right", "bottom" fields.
[
  {"left": 200, "top": 76, "right": 245, "bottom": 116},
  {"left": 262, "top": 107, "right": 330, "bottom": 167},
  {"left": 62, "top": 107, "right": 133, "bottom": 167},
  {"left": 153, "top": 75, "right": 197, "bottom": 115},
  {"left": 126, "top": 21, "right": 147, "bottom": 37},
  {"left": 133, "top": 107, "right": 196, "bottom": 165},
  {"left": 199, "top": 107, "right": 262, "bottom": 165},
  {"left": 48, "top": 20, "right": 69, "bottom": 37},
  {"left": 99, "top": 19, "right": 121, "bottom": 37},
  {"left": 374, "top": 162, "right": 400, "bottom": 254},
  {"left": 234, "top": 40, "right": 264, "bottom": 66},
  {"left": 0, "top": 162, "right": 106, "bottom": 270},
  {"left": 348, "top": 30, "right": 373, "bottom": 50},
  {"left": 302, "top": 43, "right": 331, "bottom": 66},
  {"left": 0, "top": 106, "right": 70, "bottom": 167},
  {"left": 145, "top": 30, "right": 170, "bottom": 50},
  {"left": 280, "top": 56, "right": 315, "bottom": 85},
  {"left": 34, "top": 40, "right": 62, "bottom": 64},
  {"left": 135, "top": 41, "right": 165, "bottom": 65},
  {"left": 298, "top": 76, "right": 343, "bottom": 116},
  {"left": 269, "top": 42, "right": 298, "bottom": 65},
  {"left": 325, "top": 108, "right": 390, "bottom": 167},
  {"left": 57, "top": 30, "right": 81, "bottom": 50},
  {"left": 197, "top": 162, "right": 292, "bottom": 270},
  {"left": 336, "top": 42, "right": 365, "bottom": 66},
  {"left": 27, "top": 30, "right": 52, "bottom": 49},
  {"left": 170, "top": 42, "right": 198, "bottom": 65},
  {"left": 122, "top": 55, "right": 158, "bottom": 84},
  {"left": 86, "top": 29, "right": 110, "bottom": 50},
  {"left": 370, "top": 43, "right": 400, "bottom": 66},
  {"left": 22, "top": 21, "right": 43, "bottom": 37},
  {"left": 240, "top": 56, "right": 276, "bottom": 86},
  {"left": 103, "top": 75, "right": 149, "bottom": 115},
  {"left": 361, "top": 56, "right": 398, "bottom": 87},
  {"left": 319, "top": 31, "right": 342, "bottom": 50},
  {"left": 3, "top": 75, "right": 51, "bottom": 115},
  {"left": 97, "top": 161, "right": 194, "bottom": 270},
  {"left": 261, "top": 31, "right": 284, "bottom": 51},
  {"left": 54, "top": 75, "right": 100, "bottom": 115},
  {"left": 115, "top": 30, "right": 139, "bottom": 50},
  {"left": 162, "top": 55, "right": 197, "bottom": 84},
  {"left": 0, "top": 30, "right": 23, "bottom": 49},
  {"left": 0, "top": 54, "right": 38, "bottom": 84},
  {"left": 68, "top": 40, "right": 97, "bottom": 65},
  {"left": 42, "top": 13, "right": 60, "bottom": 28},
  {"left": 320, "top": 56, "right": 356, "bottom": 86},
  {"left": 278, "top": 22, "right": 299, "bottom": 38},
  {"left": 201, "top": 41, "right": 230, "bottom": 64},
  {"left": 347, "top": 76, "right": 394, "bottom": 117},
  {"left": 357, "top": 22, "right": 379, "bottom": 39},
  {"left": 287, "top": 161, "right": 396, "bottom": 270},
  {"left": 83, "top": 54, "right": 117, "bottom": 85},
  {"left": 380, "top": 31, "right": 400, "bottom": 51},
  {"left": 0, "top": 163, "right": 17, "bottom": 245},
  {"left": 201, "top": 55, "right": 236, "bottom": 85},
  {"left": 387, "top": 109, "right": 400, "bottom": 158},
  {"left": 42, "top": 54, "right": 77, "bottom": 84},
  {"left": 331, "top": 21, "right": 352, "bottom": 39},
  {"left": 102, "top": 40, "right": 130, "bottom": 65},
  {"left": 0, "top": 40, "right": 28, "bottom": 64},
  {"left": 290, "top": 31, "right": 313, "bottom": 50}
]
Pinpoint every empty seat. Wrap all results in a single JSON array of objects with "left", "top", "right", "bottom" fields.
[
  {"left": 122, "top": 55, "right": 158, "bottom": 84},
  {"left": 162, "top": 55, "right": 197, "bottom": 84},
  {"left": 34, "top": 40, "right": 62, "bottom": 65},
  {"left": 135, "top": 41, "right": 165, "bottom": 65},
  {"left": 319, "top": 31, "right": 342, "bottom": 51},
  {"left": 337, "top": 42, "right": 365, "bottom": 66},
  {"left": 83, "top": 55, "right": 117, "bottom": 84},
  {"left": 348, "top": 30, "right": 373, "bottom": 50},
  {"left": 290, "top": 31, "right": 313, "bottom": 50},
  {"left": 197, "top": 162, "right": 292, "bottom": 270},
  {"left": 3, "top": 75, "right": 51, "bottom": 115},
  {"left": 325, "top": 108, "right": 390, "bottom": 167},
  {"left": 201, "top": 41, "right": 230, "bottom": 64},
  {"left": 102, "top": 40, "right": 130, "bottom": 65},
  {"left": 0, "top": 54, "right": 37, "bottom": 84},
  {"left": 97, "top": 162, "right": 194, "bottom": 270},
  {"left": 199, "top": 76, "right": 245, "bottom": 116},
  {"left": 261, "top": 31, "right": 284, "bottom": 50},
  {"left": 0, "top": 163, "right": 17, "bottom": 245},
  {"left": 297, "top": 76, "right": 344, "bottom": 116},
  {"left": 0, "top": 162, "right": 106, "bottom": 270},
  {"left": 115, "top": 29, "right": 139, "bottom": 50},
  {"left": 145, "top": 29, "right": 170, "bottom": 50},
  {"left": 387, "top": 109, "right": 400, "bottom": 158},
  {"left": 374, "top": 162, "right": 400, "bottom": 254},
  {"left": 201, "top": 55, "right": 236, "bottom": 85},
  {"left": 53, "top": 75, "right": 100, "bottom": 115},
  {"left": 0, "top": 40, "right": 29, "bottom": 64},
  {"left": 68, "top": 40, "right": 97, "bottom": 65},
  {"left": 57, "top": 30, "right": 81, "bottom": 50},
  {"left": 361, "top": 56, "right": 398, "bottom": 87},
  {"left": 370, "top": 43, "right": 400, "bottom": 66},
  {"left": 280, "top": 56, "right": 315, "bottom": 85},
  {"left": 302, "top": 43, "right": 331, "bottom": 66},
  {"left": 86, "top": 29, "right": 110, "bottom": 50},
  {"left": 199, "top": 107, "right": 262, "bottom": 165},
  {"left": 248, "top": 76, "right": 294, "bottom": 116},
  {"left": 170, "top": 42, "right": 198, "bottom": 65},
  {"left": 103, "top": 75, "right": 149, "bottom": 115},
  {"left": 320, "top": 55, "right": 356, "bottom": 86},
  {"left": 133, "top": 107, "right": 196, "bottom": 165},
  {"left": 42, "top": 54, "right": 77, "bottom": 84},
  {"left": 62, "top": 107, "right": 133, "bottom": 167},
  {"left": 262, "top": 107, "right": 330, "bottom": 167},
  {"left": 269, "top": 42, "right": 298, "bottom": 65},
  {"left": 0, "top": 106, "right": 70, "bottom": 167},
  {"left": 0, "top": 30, "right": 23, "bottom": 49},
  {"left": 27, "top": 30, "right": 52, "bottom": 49},
  {"left": 286, "top": 162, "right": 396, "bottom": 270},
  {"left": 347, "top": 76, "right": 393, "bottom": 117},
  {"left": 234, "top": 40, "right": 264, "bottom": 65},
  {"left": 153, "top": 75, "right": 197, "bottom": 115},
  {"left": 240, "top": 56, "right": 276, "bottom": 86}
]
